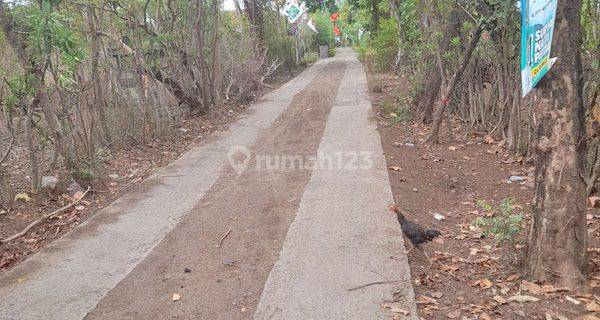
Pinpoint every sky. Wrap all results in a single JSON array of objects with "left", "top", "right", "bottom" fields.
[{"left": 223, "top": 0, "right": 238, "bottom": 11}]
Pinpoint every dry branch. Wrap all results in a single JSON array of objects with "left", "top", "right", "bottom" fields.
[{"left": 1, "top": 187, "right": 91, "bottom": 244}]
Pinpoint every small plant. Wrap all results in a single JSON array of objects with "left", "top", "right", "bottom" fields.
[
  {"left": 473, "top": 198, "right": 524, "bottom": 245},
  {"left": 299, "top": 53, "right": 319, "bottom": 67},
  {"left": 327, "top": 47, "right": 336, "bottom": 57},
  {"left": 382, "top": 100, "right": 413, "bottom": 124},
  {"left": 77, "top": 168, "right": 94, "bottom": 180}
]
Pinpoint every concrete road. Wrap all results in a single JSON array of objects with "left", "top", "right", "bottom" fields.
[{"left": 0, "top": 48, "right": 417, "bottom": 320}]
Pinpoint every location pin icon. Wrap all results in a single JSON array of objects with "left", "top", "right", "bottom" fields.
[{"left": 227, "top": 145, "right": 251, "bottom": 175}]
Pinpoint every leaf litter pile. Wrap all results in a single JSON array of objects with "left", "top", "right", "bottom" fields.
[{"left": 369, "top": 73, "right": 600, "bottom": 320}]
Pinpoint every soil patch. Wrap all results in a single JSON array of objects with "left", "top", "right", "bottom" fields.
[{"left": 368, "top": 72, "right": 600, "bottom": 320}]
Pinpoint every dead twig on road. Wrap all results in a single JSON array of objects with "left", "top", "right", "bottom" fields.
[
  {"left": 347, "top": 280, "right": 402, "bottom": 292},
  {"left": 1, "top": 187, "right": 91, "bottom": 244},
  {"left": 217, "top": 227, "right": 232, "bottom": 248}
]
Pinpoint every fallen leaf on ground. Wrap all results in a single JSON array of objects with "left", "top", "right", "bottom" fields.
[
  {"left": 589, "top": 196, "right": 600, "bottom": 207},
  {"left": 585, "top": 301, "right": 600, "bottom": 312},
  {"left": 446, "top": 310, "right": 460, "bottom": 318},
  {"left": 73, "top": 191, "right": 85, "bottom": 201},
  {"left": 566, "top": 296, "right": 581, "bottom": 305},
  {"left": 388, "top": 166, "right": 403, "bottom": 171},
  {"left": 508, "top": 295, "right": 540, "bottom": 303},
  {"left": 381, "top": 301, "right": 410, "bottom": 315},
  {"left": 480, "top": 313, "right": 492, "bottom": 320},
  {"left": 493, "top": 295, "right": 507, "bottom": 304},
  {"left": 416, "top": 295, "right": 437, "bottom": 305},
  {"left": 541, "top": 284, "right": 569, "bottom": 294},
  {"left": 14, "top": 193, "right": 31, "bottom": 202},
  {"left": 431, "top": 292, "right": 443, "bottom": 299},
  {"left": 505, "top": 274, "right": 519, "bottom": 282},
  {"left": 172, "top": 293, "right": 181, "bottom": 302},
  {"left": 473, "top": 278, "right": 493, "bottom": 290},
  {"left": 521, "top": 280, "right": 541, "bottom": 295}
]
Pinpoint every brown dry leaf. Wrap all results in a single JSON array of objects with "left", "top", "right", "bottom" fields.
[
  {"left": 505, "top": 274, "right": 519, "bottom": 282},
  {"left": 493, "top": 295, "right": 507, "bottom": 304},
  {"left": 480, "top": 313, "right": 492, "bottom": 320},
  {"left": 446, "top": 310, "right": 460, "bottom": 319},
  {"left": 473, "top": 278, "right": 493, "bottom": 290},
  {"left": 585, "top": 301, "right": 600, "bottom": 312},
  {"left": 381, "top": 301, "right": 410, "bottom": 315},
  {"left": 540, "top": 284, "right": 569, "bottom": 294},
  {"left": 431, "top": 292, "right": 443, "bottom": 299},
  {"left": 508, "top": 295, "right": 540, "bottom": 303},
  {"left": 589, "top": 196, "right": 600, "bottom": 208},
  {"left": 484, "top": 136, "right": 495, "bottom": 144},
  {"left": 521, "top": 280, "right": 541, "bottom": 295},
  {"left": 416, "top": 295, "right": 437, "bottom": 305},
  {"left": 73, "top": 191, "right": 85, "bottom": 201},
  {"left": 172, "top": 293, "right": 181, "bottom": 302}
]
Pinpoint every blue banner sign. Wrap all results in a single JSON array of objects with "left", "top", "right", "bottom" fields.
[{"left": 520, "top": 0, "right": 558, "bottom": 97}]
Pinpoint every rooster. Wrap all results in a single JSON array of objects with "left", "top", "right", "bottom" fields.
[{"left": 390, "top": 205, "right": 441, "bottom": 263}]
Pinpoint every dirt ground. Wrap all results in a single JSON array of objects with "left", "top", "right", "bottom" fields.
[
  {"left": 367, "top": 72, "right": 600, "bottom": 320},
  {"left": 0, "top": 69, "right": 303, "bottom": 272}
]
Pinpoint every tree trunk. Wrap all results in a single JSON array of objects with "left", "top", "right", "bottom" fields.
[
  {"left": 526, "top": 0, "right": 588, "bottom": 291},
  {"left": 195, "top": 0, "right": 211, "bottom": 111},
  {"left": 389, "top": 0, "right": 404, "bottom": 69},
  {"left": 428, "top": 25, "right": 483, "bottom": 143},
  {"left": 86, "top": 5, "right": 112, "bottom": 146},
  {"left": 0, "top": 1, "right": 77, "bottom": 173},
  {"left": 417, "top": 7, "right": 460, "bottom": 123}
]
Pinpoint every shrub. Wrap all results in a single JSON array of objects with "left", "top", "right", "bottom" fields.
[
  {"left": 473, "top": 198, "right": 524, "bottom": 246},
  {"left": 328, "top": 46, "right": 336, "bottom": 57},
  {"left": 299, "top": 52, "right": 319, "bottom": 66}
]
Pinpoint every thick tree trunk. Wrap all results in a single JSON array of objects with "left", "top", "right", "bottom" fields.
[{"left": 526, "top": 0, "right": 588, "bottom": 291}]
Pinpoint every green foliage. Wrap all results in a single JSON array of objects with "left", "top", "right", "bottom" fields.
[
  {"left": 313, "top": 11, "right": 335, "bottom": 46},
  {"left": 474, "top": 198, "right": 524, "bottom": 245},
  {"left": 3, "top": 74, "right": 36, "bottom": 108},
  {"left": 382, "top": 100, "right": 412, "bottom": 123},
  {"left": 26, "top": 0, "right": 85, "bottom": 88},
  {"left": 369, "top": 17, "right": 399, "bottom": 71},
  {"left": 328, "top": 46, "right": 336, "bottom": 57},
  {"left": 299, "top": 52, "right": 318, "bottom": 67},
  {"left": 77, "top": 168, "right": 93, "bottom": 180}
]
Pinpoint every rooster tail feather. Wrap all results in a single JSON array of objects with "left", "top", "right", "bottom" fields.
[{"left": 425, "top": 229, "right": 441, "bottom": 238}]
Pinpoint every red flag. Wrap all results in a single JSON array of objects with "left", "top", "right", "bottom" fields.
[
  {"left": 333, "top": 25, "right": 341, "bottom": 36},
  {"left": 329, "top": 12, "right": 339, "bottom": 22}
]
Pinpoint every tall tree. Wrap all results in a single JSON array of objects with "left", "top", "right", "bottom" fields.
[{"left": 526, "top": 0, "right": 588, "bottom": 290}]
